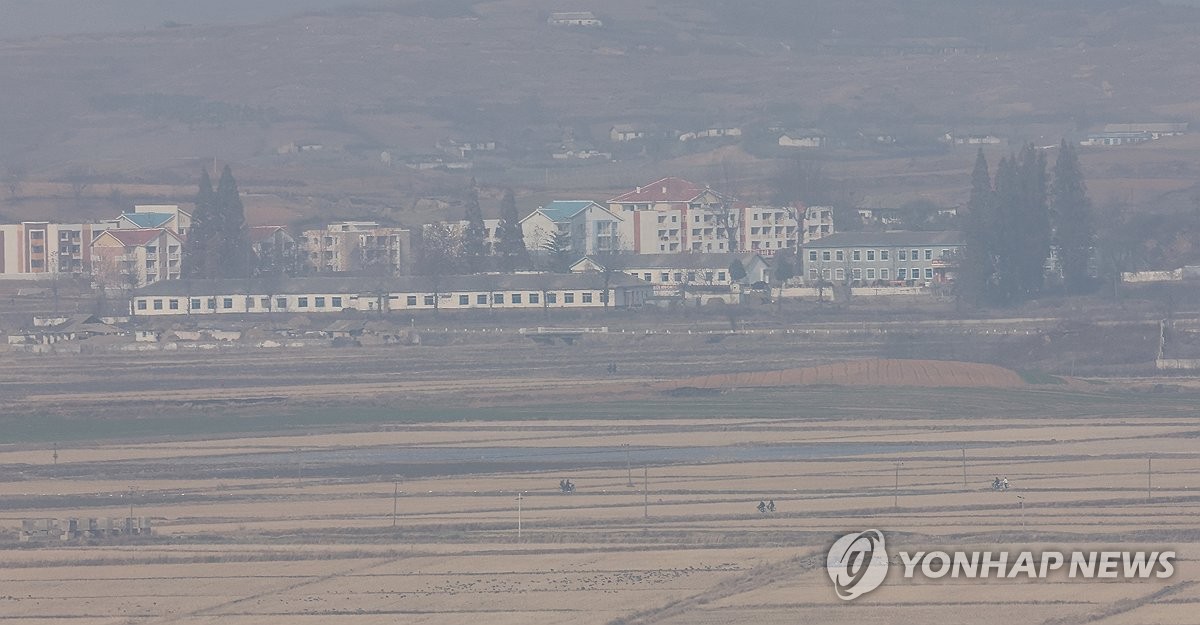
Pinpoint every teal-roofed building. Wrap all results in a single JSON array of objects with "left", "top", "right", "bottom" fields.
[
  {"left": 519, "top": 200, "right": 625, "bottom": 257},
  {"left": 114, "top": 205, "right": 191, "bottom": 237}
]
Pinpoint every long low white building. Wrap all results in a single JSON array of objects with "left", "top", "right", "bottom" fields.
[{"left": 129, "top": 274, "right": 653, "bottom": 316}]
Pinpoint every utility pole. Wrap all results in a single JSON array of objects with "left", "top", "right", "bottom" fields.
[
  {"left": 643, "top": 466, "right": 649, "bottom": 519},
  {"left": 392, "top": 481, "right": 399, "bottom": 527},
  {"left": 1147, "top": 458, "right": 1152, "bottom": 502},
  {"left": 625, "top": 443, "right": 634, "bottom": 487},
  {"left": 516, "top": 492, "right": 523, "bottom": 541},
  {"left": 52, "top": 443, "right": 58, "bottom": 465},
  {"left": 961, "top": 448, "right": 967, "bottom": 491},
  {"left": 894, "top": 462, "right": 901, "bottom": 509}
]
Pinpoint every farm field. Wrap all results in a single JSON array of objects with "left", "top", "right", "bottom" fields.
[{"left": 2, "top": 353, "right": 1200, "bottom": 624}]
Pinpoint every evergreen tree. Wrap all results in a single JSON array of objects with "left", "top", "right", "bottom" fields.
[
  {"left": 1014, "top": 143, "right": 1050, "bottom": 298},
  {"left": 214, "top": 165, "right": 252, "bottom": 278},
  {"left": 961, "top": 149, "right": 999, "bottom": 305},
  {"left": 542, "top": 230, "right": 573, "bottom": 273},
  {"left": 461, "top": 181, "right": 487, "bottom": 273},
  {"left": 182, "top": 168, "right": 217, "bottom": 278},
  {"left": 991, "top": 155, "right": 1022, "bottom": 305},
  {"left": 728, "top": 258, "right": 747, "bottom": 282},
  {"left": 495, "top": 188, "right": 529, "bottom": 271},
  {"left": 1051, "top": 140, "right": 1094, "bottom": 293}
]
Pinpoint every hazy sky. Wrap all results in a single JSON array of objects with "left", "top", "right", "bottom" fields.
[{"left": 0, "top": 0, "right": 368, "bottom": 39}]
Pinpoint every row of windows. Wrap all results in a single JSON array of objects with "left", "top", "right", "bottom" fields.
[
  {"left": 809, "top": 248, "right": 949, "bottom": 262},
  {"left": 138, "top": 295, "right": 347, "bottom": 312},
  {"left": 809, "top": 267, "right": 935, "bottom": 281},
  {"left": 633, "top": 270, "right": 726, "bottom": 283},
  {"left": 137, "top": 291, "right": 616, "bottom": 312},
  {"left": 404, "top": 291, "right": 603, "bottom": 306}
]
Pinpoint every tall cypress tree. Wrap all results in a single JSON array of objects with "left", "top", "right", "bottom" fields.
[
  {"left": 962, "top": 149, "right": 999, "bottom": 305},
  {"left": 495, "top": 188, "right": 529, "bottom": 272},
  {"left": 182, "top": 168, "right": 216, "bottom": 278},
  {"left": 214, "top": 165, "right": 252, "bottom": 278},
  {"left": 1014, "top": 143, "right": 1050, "bottom": 299},
  {"left": 992, "top": 155, "right": 1022, "bottom": 305},
  {"left": 1051, "top": 140, "right": 1094, "bottom": 293},
  {"left": 461, "top": 180, "right": 487, "bottom": 273}
]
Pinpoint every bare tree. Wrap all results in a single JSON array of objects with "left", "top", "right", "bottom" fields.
[
  {"left": 5, "top": 163, "right": 26, "bottom": 198},
  {"left": 63, "top": 165, "right": 93, "bottom": 204}
]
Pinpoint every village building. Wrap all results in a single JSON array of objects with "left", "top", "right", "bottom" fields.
[
  {"left": 802, "top": 205, "right": 836, "bottom": 244},
  {"left": 547, "top": 11, "right": 603, "bottom": 27},
  {"left": 90, "top": 228, "right": 184, "bottom": 288},
  {"left": 0, "top": 221, "right": 109, "bottom": 277},
  {"left": 607, "top": 177, "right": 739, "bottom": 254},
  {"left": 801, "top": 231, "right": 965, "bottom": 286},
  {"left": 520, "top": 201, "right": 624, "bottom": 256},
  {"left": 128, "top": 274, "right": 652, "bottom": 316},
  {"left": 571, "top": 252, "right": 771, "bottom": 296},
  {"left": 778, "top": 130, "right": 827, "bottom": 148},
  {"left": 301, "top": 221, "right": 412, "bottom": 275},
  {"left": 739, "top": 205, "right": 799, "bottom": 256}
]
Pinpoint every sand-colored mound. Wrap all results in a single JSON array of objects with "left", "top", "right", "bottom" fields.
[{"left": 658, "top": 359, "right": 1027, "bottom": 390}]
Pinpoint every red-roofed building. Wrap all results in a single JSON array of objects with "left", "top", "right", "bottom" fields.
[
  {"left": 607, "top": 177, "right": 738, "bottom": 254},
  {"left": 91, "top": 228, "right": 183, "bottom": 288}
]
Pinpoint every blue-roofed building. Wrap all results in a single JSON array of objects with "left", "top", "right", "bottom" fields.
[
  {"left": 519, "top": 200, "right": 626, "bottom": 256},
  {"left": 113, "top": 205, "right": 192, "bottom": 237}
]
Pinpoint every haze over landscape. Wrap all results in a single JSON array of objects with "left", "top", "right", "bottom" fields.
[{"left": 3, "top": 2, "right": 1200, "bottom": 624}]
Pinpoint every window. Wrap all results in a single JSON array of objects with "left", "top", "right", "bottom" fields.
[
  {"left": 137, "top": 300, "right": 147, "bottom": 310},
  {"left": 30, "top": 231, "right": 43, "bottom": 240},
  {"left": 660, "top": 272, "right": 669, "bottom": 282},
  {"left": 835, "top": 268, "right": 844, "bottom": 281},
  {"left": 459, "top": 295, "right": 469, "bottom": 305},
  {"left": 512, "top": 293, "right": 522, "bottom": 304},
  {"left": 687, "top": 271, "right": 696, "bottom": 281},
  {"left": 277, "top": 297, "right": 287, "bottom": 309},
  {"left": 705, "top": 271, "right": 714, "bottom": 281},
  {"left": 809, "top": 269, "right": 818, "bottom": 280},
  {"left": 332, "top": 297, "right": 342, "bottom": 308},
  {"left": 899, "top": 249, "right": 908, "bottom": 261},
  {"left": 207, "top": 298, "right": 216, "bottom": 309},
  {"left": 853, "top": 268, "right": 862, "bottom": 280},
  {"left": 880, "top": 250, "right": 889, "bottom": 261},
  {"left": 866, "top": 250, "right": 875, "bottom": 261},
  {"left": 898, "top": 268, "right": 907, "bottom": 279},
  {"left": 881, "top": 268, "right": 889, "bottom": 280},
  {"left": 297, "top": 297, "right": 308, "bottom": 307},
  {"left": 529, "top": 292, "right": 540, "bottom": 304},
  {"left": 941, "top": 249, "right": 950, "bottom": 257},
  {"left": 912, "top": 268, "right": 920, "bottom": 280},
  {"left": 424, "top": 295, "right": 435, "bottom": 306},
  {"left": 477, "top": 294, "right": 488, "bottom": 305},
  {"left": 821, "top": 251, "right": 831, "bottom": 261},
  {"left": 261, "top": 297, "right": 270, "bottom": 308},
  {"left": 835, "top": 250, "right": 844, "bottom": 261},
  {"left": 246, "top": 297, "right": 255, "bottom": 309},
  {"left": 925, "top": 268, "right": 934, "bottom": 279},
  {"left": 153, "top": 299, "right": 163, "bottom": 310},
  {"left": 191, "top": 298, "right": 201, "bottom": 310},
  {"left": 809, "top": 251, "right": 818, "bottom": 261},
  {"left": 582, "top": 292, "right": 593, "bottom": 303},
  {"left": 853, "top": 250, "right": 861, "bottom": 261},
  {"left": 494, "top": 293, "right": 504, "bottom": 304},
  {"left": 925, "top": 249, "right": 933, "bottom": 260},
  {"left": 718, "top": 271, "right": 726, "bottom": 281},
  {"left": 564, "top": 292, "right": 575, "bottom": 304},
  {"left": 866, "top": 268, "right": 876, "bottom": 279},
  {"left": 546, "top": 292, "right": 557, "bottom": 304},
  {"left": 822, "top": 268, "right": 831, "bottom": 280},
  {"left": 673, "top": 272, "right": 682, "bottom": 281},
  {"left": 407, "top": 295, "right": 418, "bottom": 306},
  {"left": 911, "top": 249, "right": 919, "bottom": 260},
  {"left": 643, "top": 273, "right": 652, "bottom": 281},
  {"left": 315, "top": 297, "right": 326, "bottom": 307},
  {"left": 31, "top": 245, "right": 43, "bottom": 254},
  {"left": 222, "top": 298, "right": 233, "bottom": 309},
  {"left": 30, "top": 260, "right": 43, "bottom": 268},
  {"left": 600, "top": 292, "right": 609, "bottom": 303},
  {"left": 169, "top": 299, "right": 179, "bottom": 310}
]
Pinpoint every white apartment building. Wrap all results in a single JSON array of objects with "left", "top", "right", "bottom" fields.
[
  {"left": 520, "top": 201, "right": 624, "bottom": 255},
  {"left": 0, "top": 221, "right": 110, "bottom": 277},
  {"left": 740, "top": 205, "right": 800, "bottom": 256},
  {"left": 607, "top": 177, "right": 738, "bottom": 254},
  {"left": 90, "top": 228, "right": 184, "bottom": 288}
]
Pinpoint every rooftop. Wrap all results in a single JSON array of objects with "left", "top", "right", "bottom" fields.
[
  {"left": 608, "top": 177, "right": 732, "bottom": 204},
  {"left": 802, "top": 231, "right": 966, "bottom": 248},
  {"left": 118, "top": 212, "right": 174, "bottom": 229},
  {"left": 532, "top": 200, "right": 605, "bottom": 222},
  {"left": 132, "top": 273, "right": 650, "bottom": 297}
]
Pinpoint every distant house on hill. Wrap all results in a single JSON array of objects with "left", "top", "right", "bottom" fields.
[
  {"left": 778, "top": 130, "right": 826, "bottom": 148},
  {"left": 610, "top": 124, "right": 649, "bottom": 142},
  {"left": 1102, "top": 122, "right": 1188, "bottom": 139},
  {"left": 548, "top": 12, "right": 603, "bottom": 27}
]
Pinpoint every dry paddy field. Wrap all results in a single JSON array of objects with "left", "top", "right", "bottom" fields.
[{"left": 2, "top": 355, "right": 1200, "bottom": 624}]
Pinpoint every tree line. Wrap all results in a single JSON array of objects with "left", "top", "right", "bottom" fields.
[{"left": 961, "top": 141, "right": 1093, "bottom": 306}]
